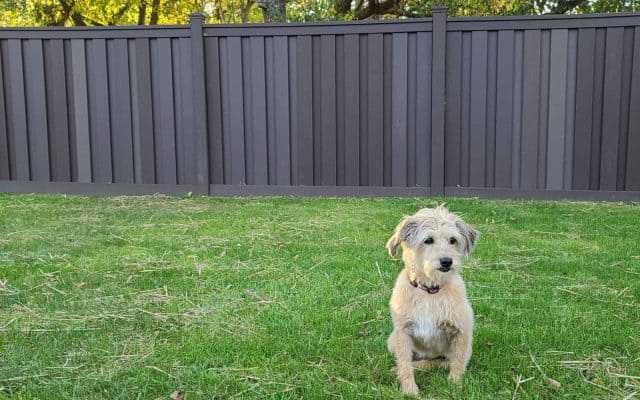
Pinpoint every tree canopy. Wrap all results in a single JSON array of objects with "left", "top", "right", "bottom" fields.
[{"left": 1, "top": 0, "right": 638, "bottom": 27}]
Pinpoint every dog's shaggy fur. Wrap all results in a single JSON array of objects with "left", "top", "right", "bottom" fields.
[{"left": 386, "top": 206, "right": 478, "bottom": 396}]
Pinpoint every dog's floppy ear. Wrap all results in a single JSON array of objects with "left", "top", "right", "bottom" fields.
[
  {"left": 455, "top": 219, "right": 479, "bottom": 258},
  {"left": 386, "top": 217, "right": 420, "bottom": 257}
]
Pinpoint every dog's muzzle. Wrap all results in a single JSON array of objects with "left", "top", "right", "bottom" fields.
[{"left": 438, "top": 257, "right": 453, "bottom": 272}]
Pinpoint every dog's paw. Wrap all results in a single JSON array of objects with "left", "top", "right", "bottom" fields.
[
  {"left": 448, "top": 371, "right": 463, "bottom": 385},
  {"left": 400, "top": 381, "right": 419, "bottom": 396}
]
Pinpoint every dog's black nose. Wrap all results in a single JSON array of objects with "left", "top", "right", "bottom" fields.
[{"left": 440, "top": 257, "right": 453, "bottom": 269}]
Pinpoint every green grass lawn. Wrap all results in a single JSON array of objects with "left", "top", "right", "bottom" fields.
[{"left": 0, "top": 194, "right": 639, "bottom": 399}]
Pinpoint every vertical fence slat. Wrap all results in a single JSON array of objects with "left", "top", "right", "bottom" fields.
[
  {"left": 226, "top": 37, "right": 246, "bottom": 184},
  {"left": 344, "top": 34, "right": 360, "bottom": 186},
  {"left": 243, "top": 37, "right": 256, "bottom": 185},
  {"left": 288, "top": 37, "right": 298, "bottom": 185},
  {"left": 0, "top": 47, "right": 8, "bottom": 180},
  {"left": 445, "top": 32, "right": 461, "bottom": 187},
  {"left": 44, "top": 39, "right": 70, "bottom": 182},
  {"left": 153, "top": 38, "right": 177, "bottom": 184},
  {"left": 250, "top": 36, "right": 268, "bottom": 185},
  {"left": 469, "top": 30, "right": 487, "bottom": 188},
  {"left": 205, "top": 37, "right": 224, "bottom": 185},
  {"left": 274, "top": 36, "right": 291, "bottom": 185},
  {"left": 178, "top": 37, "right": 196, "bottom": 185},
  {"left": 24, "top": 39, "right": 50, "bottom": 182},
  {"left": 521, "top": 30, "right": 541, "bottom": 190},
  {"left": 320, "top": 35, "right": 336, "bottom": 186},
  {"left": 600, "top": 27, "right": 624, "bottom": 191},
  {"left": 71, "top": 39, "right": 91, "bottom": 183},
  {"left": 189, "top": 14, "right": 209, "bottom": 192},
  {"left": 617, "top": 28, "right": 634, "bottom": 190},
  {"left": 391, "top": 32, "right": 408, "bottom": 187},
  {"left": 406, "top": 33, "right": 416, "bottom": 187},
  {"left": 367, "top": 33, "right": 384, "bottom": 187},
  {"left": 87, "top": 39, "right": 112, "bottom": 183},
  {"left": 537, "top": 31, "right": 550, "bottom": 189},
  {"left": 336, "top": 35, "right": 345, "bottom": 186},
  {"left": 7, "top": 40, "right": 30, "bottom": 181},
  {"left": 359, "top": 35, "right": 368, "bottom": 186},
  {"left": 495, "top": 30, "right": 514, "bottom": 188},
  {"left": 383, "top": 34, "right": 392, "bottom": 186},
  {"left": 563, "top": 30, "right": 577, "bottom": 191},
  {"left": 627, "top": 27, "right": 640, "bottom": 190},
  {"left": 573, "top": 28, "right": 595, "bottom": 190},
  {"left": 590, "top": 28, "right": 606, "bottom": 190},
  {"left": 108, "top": 39, "right": 134, "bottom": 184},
  {"left": 460, "top": 32, "right": 471, "bottom": 187},
  {"left": 430, "top": 7, "right": 447, "bottom": 195},
  {"left": 296, "top": 35, "right": 313, "bottom": 186},
  {"left": 512, "top": 31, "right": 523, "bottom": 189},
  {"left": 416, "top": 32, "right": 432, "bottom": 188},
  {"left": 547, "top": 29, "right": 568, "bottom": 190},
  {"left": 485, "top": 31, "right": 497, "bottom": 188}
]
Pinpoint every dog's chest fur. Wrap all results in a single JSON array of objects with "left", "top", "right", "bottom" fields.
[{"left": 403, "top": 295, "right": 459, "bottom": 358}]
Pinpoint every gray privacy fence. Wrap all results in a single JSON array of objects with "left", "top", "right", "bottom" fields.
[{"left": 1, "top": 9, "right": 639, "bottom": 200}]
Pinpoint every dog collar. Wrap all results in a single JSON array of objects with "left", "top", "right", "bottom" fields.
[{"left": 409, "top": 279, "right": 441, "bottom": 294}]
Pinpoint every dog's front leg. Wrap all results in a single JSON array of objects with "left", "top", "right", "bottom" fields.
[
  {"left": 447, "top": 329, "right": 472, "bottom": 384},
  {"left": 388, "top": 329, "right": 419, "bottom": 395}
]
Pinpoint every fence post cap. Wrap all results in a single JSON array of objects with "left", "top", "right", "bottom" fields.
[
  {"left": 431, "top": 6, "right": 448, "bottom": 13},
  {"left": 189, "top": 13, "right": 205, "bottom": 21}
]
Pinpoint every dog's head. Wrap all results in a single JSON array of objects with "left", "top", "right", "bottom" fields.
[{"left": 386, "top": 206, "right": 478, "bottom": 279}]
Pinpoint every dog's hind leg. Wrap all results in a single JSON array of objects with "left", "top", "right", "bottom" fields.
[
  {"left": 412, "top": 359, "right": 449, "bottom": 371},
  {"left": 388, "top": 329, "right": 419, "bottom": 396}
]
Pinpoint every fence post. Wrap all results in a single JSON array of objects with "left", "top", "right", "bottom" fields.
[
  {"left": 190, "top": 13, "right": 210, "bottom": 195},
  {"left": 430, "top": 6, "right": 447, "bottom": 197}
]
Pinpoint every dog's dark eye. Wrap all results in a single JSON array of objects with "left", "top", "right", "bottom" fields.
[
  {"left": 449, "top": 237, "right": 457, "bottom": 245},
  {"left": 424, "top": 238, "right": 434, "bottom": 245}
]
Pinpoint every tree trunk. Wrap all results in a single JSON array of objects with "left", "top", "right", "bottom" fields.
[
  {"left": 138, "top": 1, "right": 147, "bottom": 24},
  {"left": 258, "top": 0, "right": 286, "bottom": 22},
  {"left": 149, "top": 0, "right": 161, "bottom": 24}
]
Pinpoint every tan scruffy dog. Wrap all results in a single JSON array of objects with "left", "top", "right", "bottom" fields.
[{"left": 386, "top": 206, "right": 479, "bottom": 396}]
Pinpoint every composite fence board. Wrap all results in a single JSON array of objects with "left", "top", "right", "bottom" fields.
[
  {"left": 563, "top": 30, "right": 577, "bottom": 191},
  {"left": 343, "top": 34, "right": 360, "bottom": 186},
  {"left": 70, "top": 39, "right": 92, "bottom": 183},
  {"left": 391, "top": 33, "right": 408, "bottom": 187},
  {"left": 288, "top": 37, "right": 299, "bottom": 185},
  {"left": 547, "top": 29, "right": 569, "bottom": 190},
  {"left": 511, "top": 31, "right": 524, "bottom": 189},
  {"left": 320, "top": 35, "right": 337, "bottom": 186},
  {"left": 367, "top": 33, "right": 384, "bottom": 187},
  {"left": 205, "top": 37, "right": 224, "bottom": 185},
  {"left": 445, "top": 31, "right": 462, "bottom": 187},
  {"left": 521, "top": 30, "right": 541, "bottom": 190},
  {"left": 590, "top": 28, "right": 606, "bottom": 190},
  {"left": 24, "top": 39, "right": 50, "bottom": 182},
  {"left": 600, "top": 27, "right": 624, "bottom": 190},
  {"left": 7, "top": 39, "right": 30, "bottom": 180},
  {"left": 485, "top": 31, "right": 497, "bottom": 188},
  {"left": 274, "top": 37, "right": 292, "bottom": 186},
  {"left": 358, "top": 34, "right": 369, "bottom": 186},
  {"left": 87, "top": 39, "right": 113, "bottom": 183},
  {"left": 469, "top": 30, "right": 488, "bottom": 188},
  {"left": 296, "top": 35, "right": 314, "bottom": 186},
  {"left": 573, "top": 28, "right": 596, "bottom": 190},
  {"left": 495, "top": 30, "right": 515, "bottom": 189},
  {"left": 537, "top": 30, "right": 550, "bottom": 190},
  {"left": 44, "top": 39, "right": 71, "bottom": 182},
  {"left": 383, "top": 34, "right": 392, "bottom": 187},
  {"left": 627, "top": 27, "right": 640, "bottom": 190},
  {"left": 415, "top": 31, "right": 432, "bottom": 188},
  {"left": 616, "top": 28, "right": 635, "bottom": 191},
  {"left": 0, "top": 48, "right": 8, "bottom": 180},
  {"left": 406, "top": 33, "right": 416, "bottom": 188},
  {"left": 108, "top": 38, "right": 134, "bottom": 184}
]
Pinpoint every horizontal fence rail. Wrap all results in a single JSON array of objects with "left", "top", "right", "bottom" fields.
[{"left": 1, "top": 10, "right": 639, "bottom": 200}]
